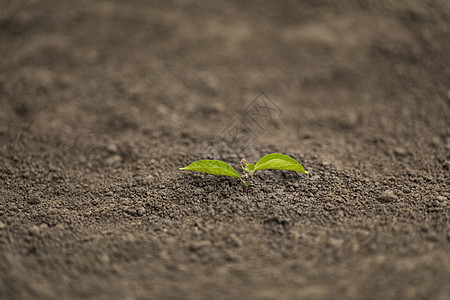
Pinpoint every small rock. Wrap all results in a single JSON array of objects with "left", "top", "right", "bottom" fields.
[
  {"left": 430, "top": 136, "right": 441, "bottom": 147},
  {"left": 106, "top": 143, "right": 119, "bottom": 153},
  {"left": 393, "top": 147, "right": 409, "bottom": 157},
  {"left": 309, "top": 175, "right": 320, "bottom": 181},
  {"left": 377, "top": 190, "right": 398, "bottom": 203},
  {"left": 28, "top": 225, "right": 41, "bottom": 236},
  {"left": 105, "top": 155, "right": 122, "bottom": 166},
  {"left": 105, "top": 191, "right": 114, "bottom": 196},
  {"left": 0, "top": 221, "right": 6, "bottom": 229},
  {"left": 98, "top": 253, "right": 110, "bottom": 264},
  {"left": 136, "top": 206, "right": 146, "bottom": 216}
]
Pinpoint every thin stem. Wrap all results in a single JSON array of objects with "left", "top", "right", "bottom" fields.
[
  {"left": 240, "top": 177, "right": 247, "bottom": 194},
  {"left": 240, "top": 158, "right": 253, "bottom": 194}
]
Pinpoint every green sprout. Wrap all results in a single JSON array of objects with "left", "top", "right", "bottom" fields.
[{"left": 179, "top": 153, "right": 308, "bottom": 193}]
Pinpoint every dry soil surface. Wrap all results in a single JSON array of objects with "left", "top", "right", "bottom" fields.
[{"left": 1, "top": 1, "right": 449, "bottom": 299}]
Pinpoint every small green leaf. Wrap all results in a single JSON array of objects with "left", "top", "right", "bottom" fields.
[
  {"left": 246, "top": 163, "right": 255, "bottom": 172},
  {"left": 179, "top": 160, "right": 241, "bottom": 179},
  {"left": 254, "top": 153, "right": 308, "bottom": 173}
]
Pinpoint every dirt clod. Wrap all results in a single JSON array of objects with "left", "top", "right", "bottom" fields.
[
  {"left": 377, "top": 190, "right": 399, "bottom": 203},
  {"left": 136, "top": 207, "right": 146, "bottom": 216}
]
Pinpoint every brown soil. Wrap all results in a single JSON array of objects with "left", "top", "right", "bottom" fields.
[{"left": 1, "top": 1, "right": 449, "bottom": 299}]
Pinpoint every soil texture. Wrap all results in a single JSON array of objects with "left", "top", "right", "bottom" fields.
[{"left": 1, "top": 1, "right": 449, "bottom": 299}]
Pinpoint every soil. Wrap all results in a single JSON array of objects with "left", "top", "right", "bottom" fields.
[{"left": 1, "top": 1, "right": 449, "bottom": 299}]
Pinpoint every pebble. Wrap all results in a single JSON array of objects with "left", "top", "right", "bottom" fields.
[
  {"left": 0, "top": 221, "right": 6, "bottom": 229},
  {"left": 105, "top": 155, "right": 122, "bottom": 166},
  {"left": 136, "top": 206, "right": 146, "bottom": 216},
  {"left": 29, "top": 225, "right": 41, "bottom": 236},
  {"left": 377, "top": 190, "right": 398, "bottom": 203},
  {"left": 98, "top": 253, "right": 110, "bottom": 264},
  {"left": 309, "top": 175, "right": 320, "bottom": 181},
  {"left": 431, "top": 136, "right": 441, "bottom": 147},
  {"left": 106, "top": 143, "right": 119, "bottom": 153},
  {"left": 393, "top": 147, "right": 409, "bottom": 157}
]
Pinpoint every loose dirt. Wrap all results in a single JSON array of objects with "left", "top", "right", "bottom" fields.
[{"left": 1, "top": 1, "right": 449, "bottom": 299}]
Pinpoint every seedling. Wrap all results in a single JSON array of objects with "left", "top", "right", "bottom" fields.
[{"left": 179, "top": 153, "right": 308, "bottom": 193}]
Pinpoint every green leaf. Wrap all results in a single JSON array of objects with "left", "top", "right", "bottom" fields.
[
  {"left": 254, "top": 153, "right": 308, "bottom": 173},
  {"left": 246, "top": 163, "right": 255, "bottom": 172},
  {"left": 179, "top": 160, "right": 241, "bottom": 179}
]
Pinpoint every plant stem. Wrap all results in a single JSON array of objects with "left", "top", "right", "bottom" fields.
[
  {"left": 240, "top": 177, "right": 248, "bottom": 193},
  {"left": 240, "top": 174, "right": 254, "bottom": 194},
  {"left": 240, "top": 158, "right": 254, "bottom": 194}
]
